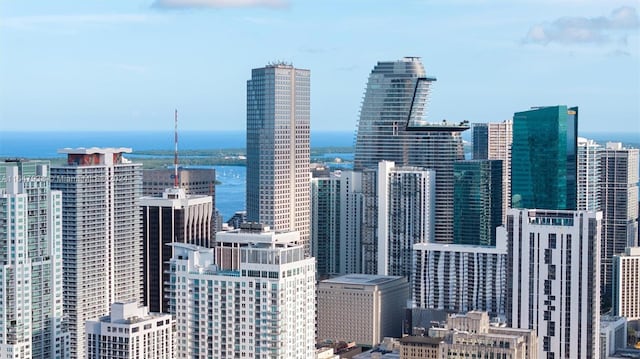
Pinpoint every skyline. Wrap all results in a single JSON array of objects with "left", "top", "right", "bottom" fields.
[{"left": 0, "top": 1, "right": 639, "bottom": 134}]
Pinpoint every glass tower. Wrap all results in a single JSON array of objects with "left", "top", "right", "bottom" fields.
[
  {"left": 0, "top": 160, "right": 68, "bottom": 359},
  {"left": 354, "top": 57, "right": 467, "bottom": 243},
  {"left": 453, "top": 160, "right": 503, "bottom": 246},
  {"left": 511, "top": 106, "right": 577, "bottom": 210},
  {"left": 246, "top": 63, "right": 311, "bottom": 254}
]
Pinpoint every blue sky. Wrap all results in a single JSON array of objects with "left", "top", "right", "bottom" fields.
[{"left": 0, "top": 0, "right": 638, "bottom": 134}]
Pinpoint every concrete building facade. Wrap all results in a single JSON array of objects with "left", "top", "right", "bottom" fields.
[
  {"left": 51, "top": 147, "right": 142, "bottom": 359},
  {"left": 86, "top": 302, "right": 174, "bottom": 359},
  {"left": 168, "top": 224, "right": 316, "bottom": 358},
  {"left": 317, "top": 274, "right": 409, "bottom": 346},
  {"left": 246, "top": 63, "right": 311, "bottom": 254}
]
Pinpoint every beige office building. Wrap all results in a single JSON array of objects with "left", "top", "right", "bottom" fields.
[
  {"left": 317, "top": 274, "right": 409, "bottom": 346},
  {"left": 613, "top": 247, "right": 640, "bottom": 320}
]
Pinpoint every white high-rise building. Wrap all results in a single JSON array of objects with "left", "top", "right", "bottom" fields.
[
  {"left": 86, "top": 302, "right": 175, "bottom": 359},
  {"left": 472, "top": 120, "right": 512, "bottom": 225},
  {"left": 339, "top": 171, "right": 364, "bottom": 275},
  {"left": 412, "top": 235, "right": 507, "bottom": 317},
  {"left": 0, "top": 160, "right": 69, "bottom": 359},
  {"left": 354, "top": 57, "right": 467, "bottom": 243},
  {"left": 505, "top": 208, "right": 601, "bottom": 359},
  {"left": 51, "top": 148, "right": 142, "bottom": 359},
  {"left": 612, "top": 247, "right": 640, "bottom": 320},
  {"left": 600, "top": 142, "right": 639, "bottom": 302},
  {"left": 577, "top": 138, "right": 601, "bottom": 211},
  {"left": 246, "top": 63, "right": 311, "bottom": 254},
  {"left": 168, "top": 224, "right": 316, "bottom": 358},
  {"left": 376, "top": 161, "right": 434, "bottom": 279}
]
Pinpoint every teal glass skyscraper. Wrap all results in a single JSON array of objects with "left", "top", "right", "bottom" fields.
[
  {"left": 453, "top": 160, "right": 503, "bottom": 246},
  {"left": 511, "top": 106, "right": 578, "bottom": 210}
]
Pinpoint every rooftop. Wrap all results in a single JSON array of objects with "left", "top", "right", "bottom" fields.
[
  {"left": 322, "top": 274, "right": 405, "bottom": 286},
  {"left": 58, "top": 147, "right": 132, "bottom": 154}
]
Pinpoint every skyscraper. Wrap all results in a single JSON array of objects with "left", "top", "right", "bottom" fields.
[
  {"left": 168, "top": 224, "right": 316, "bottom": 358},
  {"left": 577, "top": 138, "right": 601, "bottom": 211},
  {"left": 472, "top": 120, "right": 512, "bottom": 225},
  {"left": 0, "top": 160, "right": 68, "bottom": 359},
  {"left": 246, "top": 63, "right": 311, "bottom": 253},
  {"left": 599, "top": 142, "right": 639, "bottom": 304},
  {"left": 140, "top": 187, "right": 213, "bottom": 313},
  {"left": 453, "top": 160, "right": 503, "bottom": 246},
  {"left": 51, "top": 148, "right": 142, "bottom": 359},
  {"left": 505, "top": 208, "right": 601, "bottom": 359},
  {"left": 376, "top": 161, "right": 434, "bottom": 279},
  {"left": 612, "top": 247, "right": 640, "bottom": 320},
  {"left": 311, "top": 171, "right": 341, "bottom": 278},
  {"left": 511, "top": 106, "right": 578, "bottom": 210},
  {"left": 354, "top": 57, "right": 467, "bottom": 243}
]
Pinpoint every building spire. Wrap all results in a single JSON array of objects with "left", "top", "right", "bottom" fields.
[{"left": 174, "top": 109, "right": 179, "bottom": 188}]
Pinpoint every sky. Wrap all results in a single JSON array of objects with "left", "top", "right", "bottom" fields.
[{"left": 0, "top": 0, "right": 639, "bottom": 134}]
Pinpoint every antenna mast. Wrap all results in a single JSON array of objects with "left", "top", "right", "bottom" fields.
[{"left": 174, "top": 109, "right": 179, "bottom": 188}]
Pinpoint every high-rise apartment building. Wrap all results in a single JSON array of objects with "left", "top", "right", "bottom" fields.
[
  {"left": 0, "top": 160, "right": 68, "bottom": 359},
  {"left": 413, "top": 234, "right": 507, "bottom": 317},
  {"left": 453, "top": 160, "right": 503, "bottom": 246},
  {"left": 86, "top": 302, "right": 175, "bottom": 359},
  {"left": 612, "top": 247, "right": 640, "bottom": 320},
  {"left": 246, "top": 63, "right": 311, "bottom": 254},
  {"left": 472, "top": 120, "right": 512, "bottom": 224},
  {"left": 577, "top": 138, "right": 601, "bottom": 211},
  {"left": 311, "top": 171, "right": 341, "bottom": 278},
  {"left": 140, "top": 187, "right": 213, "bottom": 313},
  {"left": 376, "top": 161, "right": 434, "bottom": 279},
  {"left": 168, "top": 224, "right": 316, "bottom": 358},
  {"left": 511, "top": 106, "right": 578, "bottom": 211},
  {"left": 505, "top": 208, "right": 601, "bottom": 359},
  {"left": 339, "top": 171, "right": 364, "bottom": 275},
  {"left": 317, "top": 274, "right": 409, "bottom": 347},
  {"left": 51, "top": 147, "right": 142, "bottom": 359},
  {"left": 354, "top": 57, "right": 467, "bottom": 243},
  {"left": 600, "top": 142, "right": 639, "bottom": 304}
]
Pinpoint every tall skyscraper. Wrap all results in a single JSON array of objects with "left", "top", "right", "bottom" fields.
[
  {"left": 246, "top": 63, "right": 310, "bottom": 254},
  {"left": 0, "top": 160, "right": 68, "bottom": 359},
  {"left": 577, "top": 138, "right": 601, "bottom": 211},
  {"left": 51, "top": 148, "right": 142, "bottom": 359},
  {"left": 511, "top": 106, "right": 577, "bottom": 211},
  {"left": 168, "top": 224, "right": 316, "bottom": 358},
  {"left": 472, "top": 120, "right": 512, "bottom": 224},
  {"left": 140, "top": 187, "right": 213, "bottom": 313},
  {"left": 453, "top": 160, "right": 503, "bottom": 246},
  {"left": 354, "top": 57, "right": 467, "bottom": 243},
  {"left": 413, "top": 235, "right": 507, "bottom": 317},
  {"left": 599, "top": 142, "right": 639, "bottom": 303},
  {"left": 505, "top": 208, "right": 601, "bottom": 359},
  {"left": 339, "top": 170, "right": 364, "bottom": 275},
  {"left": 311, "top": 171, "right": 341, "bottom": 278},
  {"left": 376, "top": 161, "right": 434, "bottom": 279},
  {"left": 142, "top": 168, "right": 216, "bottom": 198}
]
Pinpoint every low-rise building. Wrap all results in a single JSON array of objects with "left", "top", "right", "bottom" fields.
[{"left": 85, "top": 302, "right": 175, "bottom": 359}]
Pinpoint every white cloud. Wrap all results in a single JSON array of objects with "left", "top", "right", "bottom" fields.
[
  {"left": 523, "top": 6, "right": 639, "bottom": 44},
  {"left": 152, "top": 0, "right": 288, "bottom": 9}
]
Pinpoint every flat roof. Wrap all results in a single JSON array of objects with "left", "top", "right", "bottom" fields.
[
  {"left": 58, "top": 147, "right": 132, "bottom": 154},
  {"left": 321, "top": 274, "right": 405, "bottom": 285},
  {"left": 399, "top": 336, "right": 442, "bottom": 345}
]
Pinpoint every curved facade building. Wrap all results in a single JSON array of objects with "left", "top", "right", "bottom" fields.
[{"left": 354, "top": 57, "right": 467, "bottom": 243}]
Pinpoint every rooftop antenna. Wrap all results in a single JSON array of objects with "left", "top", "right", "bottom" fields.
[{"left": 174, "top": 109, "right": 179, "bottom": 188}]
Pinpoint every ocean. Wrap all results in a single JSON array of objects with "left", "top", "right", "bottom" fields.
[{"left": 1, "top": 130, "right": 637, "bottom": 221}]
